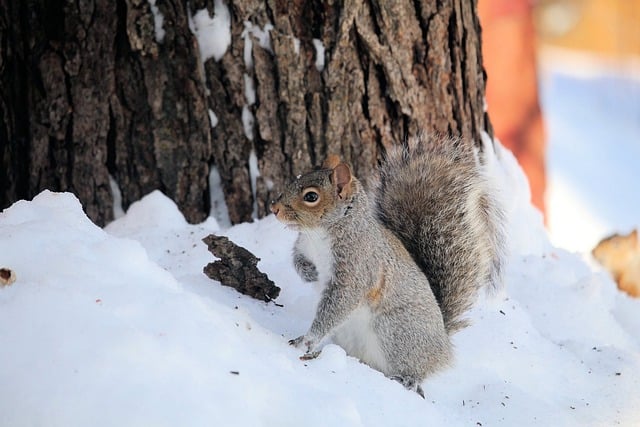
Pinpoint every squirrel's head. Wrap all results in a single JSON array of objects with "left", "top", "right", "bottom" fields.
[{"left": 270, "top": 157, "right": 357, "bottom": 229}]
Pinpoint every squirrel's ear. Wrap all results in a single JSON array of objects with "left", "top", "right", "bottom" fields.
[
  {"left": 322, "top": 154, "right": 341, "bottom": 169},
  {"left": 332, "top": 163, "right": 353, "bottom": 198}
]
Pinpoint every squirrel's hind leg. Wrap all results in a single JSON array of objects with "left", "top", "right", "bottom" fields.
[{"left": 390, "top": 375, "right": 425, "bottom": 398}]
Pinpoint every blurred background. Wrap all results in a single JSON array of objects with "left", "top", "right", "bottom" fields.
[{"left": 479, "top": 0, "right": 640, "bottom": 253}]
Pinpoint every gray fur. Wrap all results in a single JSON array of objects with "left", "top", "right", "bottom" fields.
[{"left": 374, "top": 134, "right": 506, "bottom": 333}]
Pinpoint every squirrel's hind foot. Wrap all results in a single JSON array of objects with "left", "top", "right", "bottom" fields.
[{"left": 390, "top": 375, "right": 425, "bottom": 398}]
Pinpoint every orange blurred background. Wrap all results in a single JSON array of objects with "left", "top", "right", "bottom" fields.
[{"left": 478, "top": 0, "right": 640, "bottom": 220}]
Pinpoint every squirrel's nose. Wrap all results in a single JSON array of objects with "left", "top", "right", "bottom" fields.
[{"left": 270, "top": 200, "right": 280, "bottom": 216}]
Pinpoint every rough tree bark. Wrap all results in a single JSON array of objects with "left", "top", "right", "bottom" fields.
[
  {"left": 1, "top": 0, "right": 211, "bottom": 225},
  {"left": 0, "top": 0, "right": 491, "bottom": 226}
]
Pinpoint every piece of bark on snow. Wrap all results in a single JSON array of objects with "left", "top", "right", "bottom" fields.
[{"left": 202, "top": 235, "right": 280, "bottom": 302}]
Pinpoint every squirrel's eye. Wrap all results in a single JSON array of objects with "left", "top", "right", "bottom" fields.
[{"left": 303, "top": 191, "right": 319, "bottom": 203}]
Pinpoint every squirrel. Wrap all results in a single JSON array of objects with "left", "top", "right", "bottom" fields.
[{"left": 270, "top": 134, "right": 506, "bottom": 397}]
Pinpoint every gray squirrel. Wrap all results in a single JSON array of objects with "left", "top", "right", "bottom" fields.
[{"left": 270, "top": 135, "right": 505, "bottom": 397}]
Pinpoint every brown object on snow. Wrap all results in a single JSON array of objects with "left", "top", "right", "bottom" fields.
[
  {"left": 202, "top": 235, "right": 280, "bottom": 302},
  {"left": 0, "top": 268, "right": 16, "bottom": 287},
  {"left": 592, "top": 229, "right": 640, "bottom": 298}
]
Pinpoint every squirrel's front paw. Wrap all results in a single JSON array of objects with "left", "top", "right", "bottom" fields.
[
  {"left": 289, "top": 335, "right": 321, "bottom": 359},
  {"left": 288, "top": 336, "right": 305, "bottom": 347},
  {"left": 294, "top": 254, "right": 319, "bottom": 282}
]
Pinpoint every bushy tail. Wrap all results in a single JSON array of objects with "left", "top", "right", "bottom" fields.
[{"left": 374, "top": 134, "right": 506, "bottom": 333}]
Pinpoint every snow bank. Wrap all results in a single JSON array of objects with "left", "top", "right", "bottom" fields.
[{"left": 1, "top": 141, "right": 639, "bottom": 426}]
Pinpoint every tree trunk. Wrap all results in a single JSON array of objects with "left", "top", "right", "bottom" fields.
[
  {"left": 0, "top": 0, "right": 491, "bottom": 226},
  {"left": 1, "top": 0, "right": 211, "bottom": 225}
]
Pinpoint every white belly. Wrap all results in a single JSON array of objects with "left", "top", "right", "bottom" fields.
[
  {"left": 297, "top": 229, "right": 334, "bottom": 288},
  {"left": 332, "top": 306, "right": 389, "bottom": 374}
]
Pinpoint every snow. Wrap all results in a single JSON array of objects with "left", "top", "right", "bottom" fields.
[
  {"left": 242, "top": 23, "right": 254, "bottom": 69},
  {"left": 241, "top": 104, "right": 255, "bottom": 141},
  {"left": 482, "top": 132, "right": 550, "bottom": 258},
  {"left": 2, "top": 133, "right": 639, "bottom": 426},
  {"left": 208, "top": 166, "right": 231, "bottom": 229},
  {"left": 244, "top": 73, "right": 256, "bottom": 106},
  {"left": 147, "top": 0, "right": 165, "bottom": 43},
  {"left": 293, "top": 37, "right": 301, "bottom": 55},
  {"left": 248, "top": 149, "right": 260, "bottom": 219},
  {"left": 241, "top": 21, "right": 274, "bottom": 69},
  {"left": 189, "top": 1, "right": 231, "bottom": 63},
  {"left": 312, "top": 38, "right": 325, "bottom": 72},
  {"left": 207, "top": 108, "right": 219, "bottom": 128},
  {"left": 108, "top": 174, "right": 125, "bottom": 220}
]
